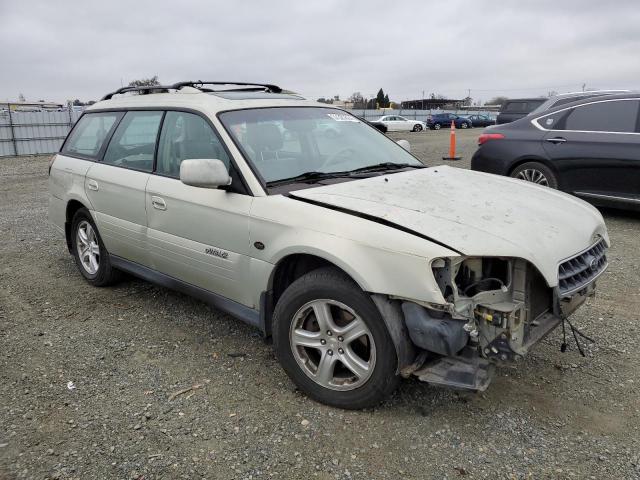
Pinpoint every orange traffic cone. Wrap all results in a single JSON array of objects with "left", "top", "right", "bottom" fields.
[{"left": 442, "top": 120, "right": 461, "bottom": 161}]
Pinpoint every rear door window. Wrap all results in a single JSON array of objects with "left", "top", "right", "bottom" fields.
[
  {"left": 62, "top": 112, "right": 122, "bottom": 159},
  {"left": 102, "top": 111, "right": 163, "bottom": 172},
  {"left": 562, "top": 100, "right": 640, "bottom": 133}
]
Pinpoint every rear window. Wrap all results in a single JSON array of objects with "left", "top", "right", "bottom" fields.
[
  {"left": 62, "top": 112, "right": 122, "bottom": 159},
  {"left": 502, "top": 100, "right": 545, "bottom": 113}
]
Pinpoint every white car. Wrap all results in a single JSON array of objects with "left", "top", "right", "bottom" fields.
[
  {"left": 375, "top": 115, "right": 427, "bottom": 132},
  {"left": 49, "top": 81, "right": 609, "bottom": 409}
]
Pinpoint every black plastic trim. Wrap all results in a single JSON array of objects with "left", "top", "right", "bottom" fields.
[
  {"left": 288, "top": 194, "right": 464, "bottom": 255},
  {"left": 109, "top": 255, "right": 263, "bottom": 331}
]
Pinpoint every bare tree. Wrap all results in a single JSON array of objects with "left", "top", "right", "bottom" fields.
[
  {"left": 487, "top": 96, "right": 508, "bottom": 106},
  {"left": 128, "top": 76, "right": 161, "bottom": 88}
]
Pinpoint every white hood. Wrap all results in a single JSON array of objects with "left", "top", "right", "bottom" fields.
[{"left": 290, "top": 166, "right": 609, "bottom": 286}]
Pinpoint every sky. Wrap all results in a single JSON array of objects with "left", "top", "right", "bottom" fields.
[{"left": 2, "top": 0, "right": 640, "bottom": 105}]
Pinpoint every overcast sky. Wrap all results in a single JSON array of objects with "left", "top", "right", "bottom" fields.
[{"left": 2, "top": 0, "right": 640, "bottom": 104}]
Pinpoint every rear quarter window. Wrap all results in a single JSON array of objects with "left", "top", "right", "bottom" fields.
[{"left": 62, "top": 112, "right": 122, "bottom": 159}]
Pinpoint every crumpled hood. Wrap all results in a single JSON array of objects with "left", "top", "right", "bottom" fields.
[{"left": 290, "top": 166, "right": 609, "bottom": 286}]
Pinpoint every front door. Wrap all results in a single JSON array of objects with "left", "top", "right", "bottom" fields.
[
  {"left": 85, "top": 110, "right": 163, "bottom": 266},
  {"left": 145, "top": 111, "right": 254, "bottom": 307}
]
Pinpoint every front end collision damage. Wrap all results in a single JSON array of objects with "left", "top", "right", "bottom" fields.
[{"left": 377, "top": 255, "right": 598, "bottom": 391}]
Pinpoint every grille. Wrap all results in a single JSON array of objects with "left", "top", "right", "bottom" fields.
[{"left": 558, "top": 239, "right": 607, "bottom": 296}]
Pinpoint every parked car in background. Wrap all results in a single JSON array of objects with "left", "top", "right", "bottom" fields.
[
  {"left": 471, "top": 93, "right": 640, "bottom": 211},
  {"left": 528, "top": 90, "right": 630, "bottom": 116},
  {"left": 366, "top": 120, "right": 388, "bottom": 133},
  {"left": 374, "top": 115, "right": 426, "bottom": 132},
  {"left": 496, "top": 98, "right": 546, "bottom": 124},
  {"left": 426, "top": 113, "right": 471, "bottom": 130},
  {"left": 464, "top": 114, "right": 495, "bottom": 128},
  {"left": 49, "top": 80, "right": 609, "bottom": 409}
]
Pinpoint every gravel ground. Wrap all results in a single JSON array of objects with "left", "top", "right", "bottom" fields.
[{"left": 1, "top": 129, "right": 639, "bottom": 479}]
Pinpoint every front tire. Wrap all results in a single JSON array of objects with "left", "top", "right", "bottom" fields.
[
  {"left": 510, "top": 161, "right": 558, "bottom": 189},
  {"left": 433, "top": 123, "right": 441, "bottom": 130},
  {"left": 273, "top": 267, "right": 399, "bottom": 409},
  {"left": 71, "top": 208, "right": 121, "bottom": 286},
  {"left": 460, "top": 122, "right": 469, "bottom": 129}
]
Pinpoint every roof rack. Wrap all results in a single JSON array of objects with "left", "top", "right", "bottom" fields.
[
  {"left": 101, "top": 85, "right": 173, "bottom": 101},
  {"left": 101, "top": 81, "right": 283, "bottom": 101},
  {"left": 170, "top": 81, "right": 282, "bottom": 93}
]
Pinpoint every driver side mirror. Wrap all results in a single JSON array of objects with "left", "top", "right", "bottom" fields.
[
  {"left": 180, "top": 159, "right": 231, "bottom": 189},
  {"left": 396, "top": 139, "right": 411, "bottom": 152}
]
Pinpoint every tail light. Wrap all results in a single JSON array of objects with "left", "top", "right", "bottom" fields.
[
  {"left": 48, "top": 155, "right": 57, "bottom": 176},
  {"left": 478, "top": 133, "right": 505, "bottom": 146}
]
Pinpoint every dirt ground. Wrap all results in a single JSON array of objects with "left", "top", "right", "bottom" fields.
[{"left": 1, "top": 129, "right": 639, "bottom": 479}]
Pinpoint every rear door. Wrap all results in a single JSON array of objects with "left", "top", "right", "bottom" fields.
[
  {"left": 85, "top": 110, "right": 163, "bottom": 266},
  {"left": 540, "top": 99, "right": 640, "bottom": 200},
  {"left": 145, "top": 110, "right": 254, "bottom": 306}
]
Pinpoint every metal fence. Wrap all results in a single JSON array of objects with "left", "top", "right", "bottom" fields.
[{"left": 0, "top": 107, "right": 84, "bottom": 157}]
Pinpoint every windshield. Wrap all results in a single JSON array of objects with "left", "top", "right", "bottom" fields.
[{"left": 219, "top": 107, "right": 421, "bottom": 184}]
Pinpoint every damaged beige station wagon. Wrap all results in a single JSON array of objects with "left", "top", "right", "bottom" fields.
[{"left": 49, "top": 81, "right": 609, "bottom": 409}]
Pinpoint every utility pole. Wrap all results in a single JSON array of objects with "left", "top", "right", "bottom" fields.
[
  {"left": 582, "top": 83, "right": 586, "bottom": 92},
  {"left": 422, "top": 90, "right": 424, "bottom": 110}
]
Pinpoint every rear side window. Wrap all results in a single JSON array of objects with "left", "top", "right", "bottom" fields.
[
  {"left": 62, "top": 112, "right": 121, "bottom": 159},
  {"left": 156, "top": 111, "right": 230, "bottom": 178},
  {"left": 102, "top": 111, "right": 163, "bottom": 172},
  {"left": 562, "top": 100, "right": 639, "bottom": 133}
]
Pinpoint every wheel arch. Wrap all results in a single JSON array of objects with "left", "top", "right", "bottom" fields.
[
  {"left": 262, "top": 253, "right": 363, "bottom": 337},
  {"left": 507, "top": 156, "right": 559, "bottom": 177},
  {"left": 64, "top": 199, "right": 89, "bottom": 252}
]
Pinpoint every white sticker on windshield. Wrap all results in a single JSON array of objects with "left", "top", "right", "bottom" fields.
[
  {"left": 327, "top": 113, "right": 359, "bottom": 122},
  {"left": 545, "top": 118, "right": 554, "bottom": 126}
]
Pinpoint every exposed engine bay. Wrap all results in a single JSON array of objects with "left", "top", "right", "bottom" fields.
[{"left": 398, "top": 256, "right": 596, "bottom": 391}]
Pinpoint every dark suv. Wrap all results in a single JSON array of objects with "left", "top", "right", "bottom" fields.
[
  {"left": 471, "top": 93, "right": 640, "bottom": 210},
  {"left": 496, "top": 98, "right": 546, "bottom": 124},
  {"left": 426, "top": 113, "right": 471, "bottom": 130}
]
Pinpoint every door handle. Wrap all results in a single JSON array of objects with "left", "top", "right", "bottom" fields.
[
  {"left": 545, "top": 137, "right": 567, "bottom": 144},
  {"left": 151, "top": 196, "right": 167, "bottom": 211},
  {"left": 87, "top": 179, "right": 99, "bottom": 191}
]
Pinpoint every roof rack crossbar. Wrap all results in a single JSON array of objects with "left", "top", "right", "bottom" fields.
[
  {"left": 171, "top": 81, "right": 283, "bottom": 93},
  {"left": 101, "top": 85, "right": 174, "bottom": 101}
]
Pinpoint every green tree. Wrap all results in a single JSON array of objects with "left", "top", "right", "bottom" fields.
[
  {"left": 383, "top": 94, "right": 390, "bottom": 108},
  {"left": 376, "top": 89, "right": 385, "bottom": 109}
]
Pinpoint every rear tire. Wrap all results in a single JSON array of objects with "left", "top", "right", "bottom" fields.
[
  {"left": 412, "top": 124, "right": 423, "bottom": 132},
  {"left": 273, "top": 267, "right": 399, "bottom": 409},
  {"left": 510, "top": 161, "right": 558, "bottom": 189},
  {"left": 433, "top": 123, "right": 441, "bottom": 130},
  {"left": 71, "top": 208, "right": 121, "bottom": 286},
  {"left": 460, "top": 122, "right": 469, "bottom": 129}
]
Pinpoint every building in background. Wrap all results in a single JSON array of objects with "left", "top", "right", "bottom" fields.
[{"left": 400, "top": 98, "right": 464, "bottom": 110}]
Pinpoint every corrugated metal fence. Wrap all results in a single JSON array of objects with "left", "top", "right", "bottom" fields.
[{"left": 0, "top": 107, "right": 84, "bottom": 157}]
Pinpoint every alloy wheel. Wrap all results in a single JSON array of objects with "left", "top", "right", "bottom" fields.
[
  {"left": 76, "top": 220, "right": 100, "bottom": 274},
  {"left": 516, "top": 168, "right": 549, "bottom": 186},
  {"left": 289, "top": 299, "right": 376, "bottom": 391}
]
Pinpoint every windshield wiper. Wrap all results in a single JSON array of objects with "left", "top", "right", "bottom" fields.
[
  {"left": 266, "top": 170, "right": 353, "bottom": 187},
  {"left": 267, "top": 163, "right": 425, "bottom": 187},
  {"left": 348, "top": 162, "right": 425, "bottom": 174}
]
